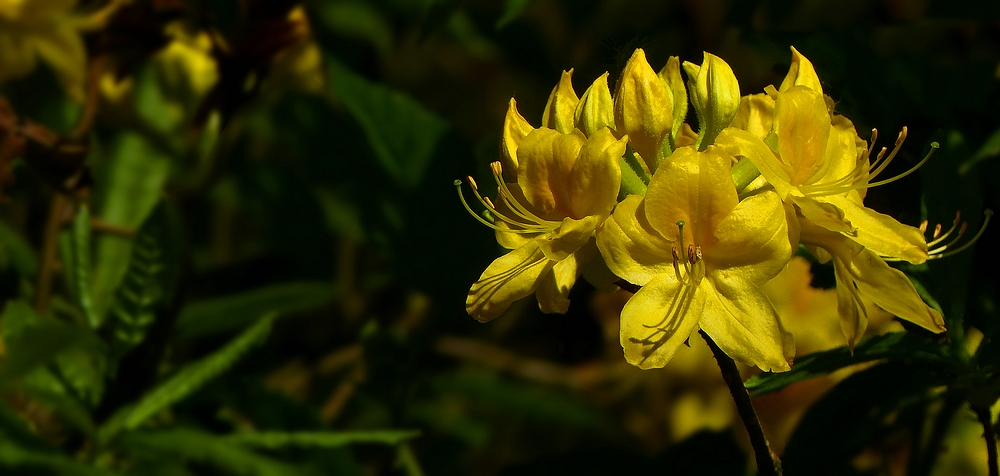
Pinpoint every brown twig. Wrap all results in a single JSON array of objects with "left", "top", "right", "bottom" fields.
[
  {"left": 34, "top": 193, "right": 70, "bottom": 314},
  {"left": 974, "top": 404, "right": 999, "bottom": 476},
  {"left": 700, "top": 330, "right": 781, "bottom": 476}
]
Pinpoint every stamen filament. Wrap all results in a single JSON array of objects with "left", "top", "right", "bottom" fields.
[
  {"left": 466, "top": 176, "right": 551, "bottom": 231},
  {"left": 927, "top": 212, "right": 961, "bottom": 248},
  {"left": 454, "top": 180, "right": 551, "bottom": 234},
  {"left": 929, "top": 210, "right": 992, "bottom": 260},
  {"left": 489, "top": 162, "right": 561, "bottom": 227}
]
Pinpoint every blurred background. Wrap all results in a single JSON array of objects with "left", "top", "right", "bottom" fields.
[{"left": 2, "top": 0, "right": 1000, "bottom": 474}]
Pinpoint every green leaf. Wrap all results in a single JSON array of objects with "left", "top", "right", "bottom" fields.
[
  {"left": 495, "top": 0, "right": 535, "bottom": 29},
  {"left": 93, "top": 133, "right": 172, "bottom": 317},
  {"left": 310, "top": 2, "right": 393, "bottom": 55},
  {"left": 0, "top": 438, "right": 119, "bottom": 476},
  {"left": 174, "top": 281, "right": 336, "bottom": 338},
  {"left": 223, "top": 430, "right": 420, "bottom": 449},
  {"left": 63, "top": 204, "right": 101, "bottom": 328},
  {"left": 326, "top": 58, "right": 449, "bottom": 190},
  {"left": 0, "top": 219, "right": 38, "bottom": 277},
  {"left": 99, "top": 313, "right": 277, "bottom": 442},
  {"left": 958, "top": 125, "right": 1000, "bottom": 175},
  {"left": 119, "top": 428, "right": 310, "bottom": 476},
  {"left": 0, "top": 300, "right": 105, "bottom": 383},
  {"left": 745, "top": 332, "right": 952, "bottom": 396},
  {"left": 104, "top": 202, "right": 180, "bottom": 352}
]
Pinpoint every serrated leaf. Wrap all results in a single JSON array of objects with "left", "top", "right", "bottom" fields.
[
  {"left": 61, "top": 204, "right": 101, "bottom": 328},
  {"left": 174, "top": 281, "right": 336, "bottom": 338},
  {"left": 223, "top": 430, "right": 420, "bottom": 448},
  {"left": 746, "top": 332, "right": 952, "bottom": 396},
  {"left": 99, "top": 313, "right": 276, "bottom": 443},
  {"left": 119, "top": 428, "right": 309, "bottom": 476},
  {"left": 327, "top": 58, "right": 449, "bottom": 190},
  {"left": 104, "top": 202, "right": 180, "bottom": 353}
]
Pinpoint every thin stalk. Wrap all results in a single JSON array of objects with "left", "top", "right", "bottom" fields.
[
  {"left": 34, "top": 193, "right": 68, "bottom": 314},
  {"left": 973, "top": 404, "right": 999, "bottom": 476},
  {"left": 700, "top": 330, "right": 780, "bottom": 476}
]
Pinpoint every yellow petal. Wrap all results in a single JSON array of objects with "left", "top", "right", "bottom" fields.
[
  {"left": 566, "top": 128, "right": 626, "bottom": 218},
  {"left": 500, "top": 98, "right": 535, "bottom": 182},
  {"left": 708, "top": 188, "right": 795, "bottom": 284},
  {"left": 658, "top": 56, "right": 688, "bottom": 148},
  {"left": 613, "top": 49, "right": 673, "bottom": 171},
  {"left": 467, "top": 242, "right": 555, "bottom": 322},
  {"left": 773, "top": 86, "right": 831, "bottom": 186},
  {"left": 541, "top": 69, "right": 579, "bottom": 134},
  {"left": 596, "top": 195, "right": 676, "bottom": 286},
  {"left": 821, "top": 195, "right": 928, "bottom": 264},
  {"left": 643, "top": 146, "right": 738, "bottom": 247},
  {"left": 517, "top": 128, "right": 587, "bottom": 218},
  {"left": 833, "top": 257, "right": 869, "bottom": 349},
  {"left": 731, "top": 93, "right": 775, "bottom": 139},
  {"left": 536, "top": 216, "right": 599, "bottom": 262},
  {"left": 0, "top": 30, "right": 38, "bottom": 81},
  {"left": 536, "top": 240, "right": 596, "bottom": 314},
  {"left": 619, "top": 273, "right": 706, "bottom": 369},
  {"left": 597, "top": 195, "right": 675, "bottom": 286},
  {"left": 778, "top": 46, "right": 823, "bottom": 94},
  {"left": 715, "top": 128, "right": 795, "bottom": 199},
  {"left": 800, "top": 221, "right": 945, "bottom": 334},
  {"left": 574, "top": 72, "right": 615, "bottom": 137},
  {"left": 700, "top": 271, "right": 793, "bottom": 372},
  {"left": 690, "top": 52, "right": 740, "bottom": 148},
  {"left": 789, "top": 195, "right": 854, "bottom": 235}
]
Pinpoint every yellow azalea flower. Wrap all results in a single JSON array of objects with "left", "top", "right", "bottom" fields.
[
  {"left": 717, "top": 50, "right": 929, "bottom": 264},
  {"left": 0, "top": 0, "right": 86, "bottom": 100},
  {"left": 596, "top": 145, "right": 796, "bottom": 371},
  {"left": 798, "top": 220, "right": 945, "bottom": 347},
  {"left": 460, "top": 127, "right": 627, "bottom": 322}
]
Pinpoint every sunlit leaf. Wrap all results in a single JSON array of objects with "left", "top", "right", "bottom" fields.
[
  {"left": 120, "top": 428, "right": 309, "bottom": 476},
  {"left": 99, "top": 313, "right": 276, "bottom": 442},
  {"left": 92, "top": 133, "right": 172, "bottom": 317}
]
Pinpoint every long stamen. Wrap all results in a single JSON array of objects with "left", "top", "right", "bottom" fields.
[
  {"left": 489, "top": 162, "right": 560, "bottom": 227},
  {"left": 467, "top": 176, "right": 550, "bottom": 231},
  {"left": 805, "top": 127, "right": 937, "bottom": 197},
  {"left": 927, "top": 212, "right": 961, "bottom": 248},
  {"left": 671, "top": 247, "right": 689, "bottom": 285},
  {"left": 928, "top": 210, "right": 993, "bottom": 260},
  {"left": 454, "top": 179, "right": 551, "bottom": 234}
]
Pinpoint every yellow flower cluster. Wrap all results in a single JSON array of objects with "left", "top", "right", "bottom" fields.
[{"left": 460, "top": 47, "right": 981, "bottom": 372}]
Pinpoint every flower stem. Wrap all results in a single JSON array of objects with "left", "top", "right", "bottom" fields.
[
  {"left": 973, "top": 404, "right": 999, "bottom": 476},
  {"left": 700, "top": 330, "right": 781, "bottom": 476}
]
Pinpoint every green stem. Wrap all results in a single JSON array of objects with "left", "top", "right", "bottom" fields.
[
  {"left": 732, "top": 157, "right": 761, "bottom": 193},
  {"left": 911, "top": 394, "right": 962, "bottom": 476},
  {"left": 700, "top": 330, "right": 781, "bottom": 476}
]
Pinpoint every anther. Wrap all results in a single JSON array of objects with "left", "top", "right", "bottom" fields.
[
  {"left": 687, "top": 244, "right": 696, "bottom": 264},
  {"left": 490, "top": 161, "right": 504, "bottom": 176},
  {"left": 933, "top": 223, "right": 942, "bottom": 239},
  {"left": 694, "top": 245, "right": 703, "bottom": 262},
  {"left": 919, "top": 220, "right": 928, "bottom": 233},
  {"left": 467, "top": 176, "right": 479, "bottom": 191}
]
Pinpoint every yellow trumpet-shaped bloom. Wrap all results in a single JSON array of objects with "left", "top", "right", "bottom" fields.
[
  {"left": 462, "top": 128, "right": 627, "bottom": 322},
  {"left": 717, "top": 49, "right": 929, "bottom": 264},
  {"left": 596, "top": 145, "right": 796, "bottom": 371},
  {"left": 614, "top": 49, "right": 677, "bottom": 172}
]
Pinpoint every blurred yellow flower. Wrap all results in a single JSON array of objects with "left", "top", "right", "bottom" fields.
[
  {"left": 0, "top": 0, "right": 86, "bottom": 100},
  {"left": 461, "top": 127, "right": 626, "bottom": 322},
  {"left": 596, "top": 145, "right": 796, "bottom": 371}
]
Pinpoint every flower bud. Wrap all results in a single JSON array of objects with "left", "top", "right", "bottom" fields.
[
  {"left": 688, "top": 52, "right": 740, "bottom": 150},
  {"left": 574, "top": 72, "right": 614, "bottom": 137},
  {"left": 658, "top": 56, "right": 687, "bottom": 151},
  {"left": 613, "top": 49, "right": 673, "bottom": 172},
  {"left": 541, "top": 69, "right": 579, "bottom": 134}
]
